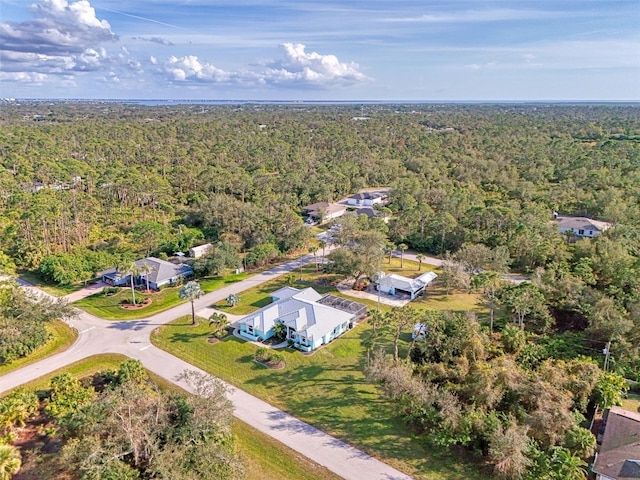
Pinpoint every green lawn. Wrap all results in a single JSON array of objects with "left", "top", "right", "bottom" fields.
[
  {"left": 621, "top": 393, "right": 640, "bottom": 413},
  {"left": 8, "top": 354, "right": 342, "bottom": 480},
  {"left": 75, "top": 273, "right": 248, "bottom": 320},
  {"left": 18, "top": 270, "right": 87, "bottom": 297},
  {"left": 152, "top": 317, "right": 486, "bottom": 480},
  {"left": 0, "top": 320, "right": 77, "bottom": 376}
]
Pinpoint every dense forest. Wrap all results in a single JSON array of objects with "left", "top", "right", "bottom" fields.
[{"left": 0, "top": 101, "right": 639, "bottom": 478}]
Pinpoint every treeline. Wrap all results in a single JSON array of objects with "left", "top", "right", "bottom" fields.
[{"left": 366, "top": 309, "right": 628, "bottom": 480}]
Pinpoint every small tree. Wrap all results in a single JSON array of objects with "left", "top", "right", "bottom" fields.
[
  {"left": 226, "top": 293, "right": 240, "bottom": 308},
  {"left": 416, "top": 253, "right": 424, "bottom": 271},
  {"left": 180, "top": 281, "right": 203, "bottom": 325},
  {"left": 208, "top": 312, "right": 229, "bottom": 337},
  {"left": 284, "top": 273, "right": 296, "bottom": 286},
  {"left": 272, "top": 322, "right": 287, "bottom": 340}
]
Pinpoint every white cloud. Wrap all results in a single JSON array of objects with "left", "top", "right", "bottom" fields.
[
  {"left": 0, "top": 0, "right": 118, "bottom": 79},
  {"left": 0, "top": 71, "right": 50, "bottom": 84},
  {"left": 153, "top": 43, "right": 368, "bottom": 89},
  {"left": 262, "top": 43, "right": 368, "bottom": 86}
]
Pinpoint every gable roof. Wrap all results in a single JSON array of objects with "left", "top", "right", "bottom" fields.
[
  {"left": 555, "top": 216, "right": 612, "bottom": 232},
  {"left": 135, "top": 257, "right": 192, "bottom": 284},
  {"left": 189, "top": 243, "right": 212, "bottom": 254},
  {"left": 593, "top": 407, "right": 640, "bottom": 480},
  {"left": 238, "top": 287, "right": 356, "bottom": 342}
]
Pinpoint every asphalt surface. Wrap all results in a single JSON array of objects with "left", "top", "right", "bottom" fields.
[{"left": 3, "top": 250, "right": 414, "bottom": 480}]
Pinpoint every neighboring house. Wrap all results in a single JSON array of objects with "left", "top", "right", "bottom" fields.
[
  {"left": 303, "top": 202, "right": 347, "bottom": 223},
  {"left": 554, "top": 214, "right": 612, "bottom": 238},
  {"left": 101, "top": 257, "right": 193, "bottom": 290},
  {"left": 189, "top": 243, "right": 213, "bottom": 258},
  {"left": 347, "top": 206, "right": 390, "bottom": 222},
  {"left": 237, "top": 287, "right": 367, "bottom": 352},
  {"left": 593, "top": 406, "right": 640, "bottom": 480},
  {"left": 346, "top": 191, "right": 388, "bottom": 207},
  {"left": 376, "top": 271, "right": 438, "bottom": 300}
]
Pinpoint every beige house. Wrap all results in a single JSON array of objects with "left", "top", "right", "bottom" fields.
[{"left": 554, "top": 214, "right": 612, "bottom": 238}]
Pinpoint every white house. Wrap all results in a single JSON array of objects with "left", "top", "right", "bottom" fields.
[
  {"left": 346, "top": 191, "right": 386, "bottom": 207},
  {"left": 189, "top": 243, "right": 213, "bottom": 258},
  {"left": 592, "top": 406, "right": 640, "bottom": 480},
  {"left": 376, "top": 271, "right": 437, "bottom": 300},
  {"left": 554, "top": 215, "right": 612, "bottom": 238},
  {"left": 237, "top": 287, "right": 367, "bottom": 352}
]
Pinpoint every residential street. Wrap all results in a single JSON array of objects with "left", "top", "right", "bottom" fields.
[{"left": 2, "top": 249, "right": 413, "bottom": 480}]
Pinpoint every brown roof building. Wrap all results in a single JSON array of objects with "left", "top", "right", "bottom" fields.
[{"left": 593, "top": 406, "right": 640, "bottom": 480}]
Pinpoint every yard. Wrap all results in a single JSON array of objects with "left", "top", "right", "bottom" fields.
[
  {"left": 152, "top": 317, "right": 485, "bottom": 480},
  {"left": 75, "top": 272, "right": 248, "bottom": 320},
  {"left": 8, "top": 354, "right": 341, "bottom": 480},
  {"left": 213, "top": 259, "right": 486, "bottom": 319}
]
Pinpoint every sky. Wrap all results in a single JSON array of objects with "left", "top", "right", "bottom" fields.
[{"left": 0, "top": 0, "right": 639, "bottom": 101}]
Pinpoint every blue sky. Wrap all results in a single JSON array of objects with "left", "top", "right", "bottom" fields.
[{"left": 1, "top": 0, "right": 638, "bottom": 100}]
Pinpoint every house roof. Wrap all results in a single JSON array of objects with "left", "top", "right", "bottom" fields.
[
  {"left": 135, "top": 257, "right": 192, "bottom": 284},
  {"left": 238, "top": 287, "right": 357, "bottom": 342},
  {"left": 593, "top": 407, "right": 640, "bottom": 480},
  {"left": 378, "top": 272, "right": 438, "bottom": 293},
  {"left": 350, "top": 192, "right": 383, "bottom": 201},
  {"left": 189, "top": 243, "right": 212, "bottom": 254},
  {"left": 303, "top": 202, "right": 346, "bottom": 217},
  {"left": 555, "top": 216, "right": 612, "bottom": 232}
]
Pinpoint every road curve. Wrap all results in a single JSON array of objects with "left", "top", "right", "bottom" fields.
[{"left": 2, "top": 250, "right": 414, "bottom": 480}]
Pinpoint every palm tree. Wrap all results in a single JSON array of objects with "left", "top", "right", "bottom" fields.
[
  {"left": 549, "top": 447, "right": 588, "bottom": 480},
  {"left": 318, "top": 240, "right": 327, "bottom": 264},
  {"left": 272, "top": 321, "right": 287, "bottom": 340},
  {"left": 470, "top": 271, "right": 501, "bottom": 334},
  {"left": 385, "top": 242, "right": 395, "bottom": 264},
  {"left": 208, "top": 312, "right": 229, "bottom": 336},
  {"left": 0, "top": 445, "right": 21, "bottom": 480},
  {"left": 398, "top": 243, "right": 408, "bottom": 268},
  {"left": 226, "top": 293, "right": 240, "bottom": 308},
  {"left": 284, "top": 273, "right": 297, "bottom": 286},
  {"left": 126, "top": 261, "right": 144, "bottom": 305},
  {"left": 416, "top": 253, "right": 425, "bottom": 271},
  {"left": 180, "top": 281, "right": 203, "bottom": 325},
  {"left": 138, "top": 261, "right": 155, "bottom": 292},
  {"left": 309, "top": 245, "right": 319, "bottom": 271}
]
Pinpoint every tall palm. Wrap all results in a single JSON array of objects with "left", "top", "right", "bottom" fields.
[
  {"left": 550, "top": 447, "right": 588, "bottom": 480},
  {"left": 471, "top": 271, "right": 501, "bottom": 333},
  {"left": 180, "top": 281, "right": 203, "bottom": 325},
  {"left": 319, "top": 240, "right": 327, "bottom": 264},
  {"left": 126, "top": 261, "right": 144, "bottom": 305},
  {"left": 416, "top": 253, "right": 425, "bottom": 271},
  {"left": 398, "top": 243, "right": 408, "bottom": 268},
  {"left": 309, "top": 245, "right": 319, "bottom": 271},
  {"left": 0, "top": 445, "right": 21, "bottom": 480},
  {"left": 139, "top": 261, "right": 155, "bottom": 292}
]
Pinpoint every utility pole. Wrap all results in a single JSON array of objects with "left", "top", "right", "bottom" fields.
[{"left": 603, "top": 341, "right": 612, "bottom": 372}]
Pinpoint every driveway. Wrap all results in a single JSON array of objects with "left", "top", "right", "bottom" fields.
[
  {"left": 63, "top": 281, "right": 108, "bottom": 303},
  {"left": 5, "top": 252, "right": 414, "bottom": 480}
]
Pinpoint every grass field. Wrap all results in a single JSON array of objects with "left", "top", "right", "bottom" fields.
[
  {"left": 75, "top": 272, "right": 248, "bottom": 320},
  {"left": 0, "top": 320, "right": 77, "bottom": 376},
  {"left": 152, "top": 317, "right": 485, "bottom": 480},
  {"left": 621, "top": 393, "right": 640, "bottom": 413},
  {"left": 10, "top": 354, "right": 342, "bottom": 480}
]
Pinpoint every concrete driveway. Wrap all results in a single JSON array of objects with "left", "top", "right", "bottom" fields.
[{"left": 63, "top": 281, "right": 108, "bottom": 303}]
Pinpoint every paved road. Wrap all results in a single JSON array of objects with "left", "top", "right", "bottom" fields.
[{"left": 3, "top": 250, "right": 413, "bottom": 480}]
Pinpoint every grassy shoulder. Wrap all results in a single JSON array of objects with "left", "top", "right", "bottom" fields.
[
  {"left": 75, "top": 272, "right": 248, "bottom": 320},
  {"left": 0, "top": 320, "right": 77, "bottom": 376},
  {"left": 9, "top": 354, "right": 343, "bottom": 480},
  {"left": 152, "top": 317, "right": 484, "bottom": 480},
  {"left": 18, "top": 270, "right": 85, "bottom": 297}
]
